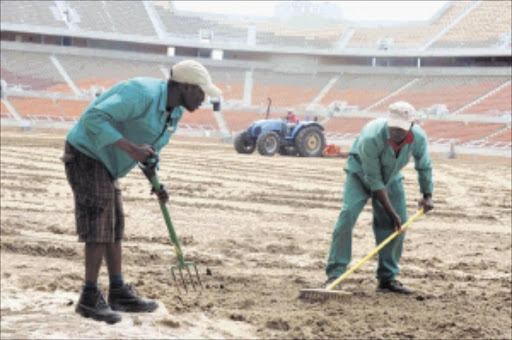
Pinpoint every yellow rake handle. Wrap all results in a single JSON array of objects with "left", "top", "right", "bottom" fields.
[{"left": 326, "top": 208, "right": 424, "bottom": 291}]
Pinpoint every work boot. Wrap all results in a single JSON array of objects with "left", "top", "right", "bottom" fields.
[
  {"left": 75, "top": 289, "right": 122, "bottom": 324},
  {"left": 377, "top": 279, "right": 413, "bottom": 294},
  {"left": 108, "top": 284, "right": 158, "bottom": 313},
  {"left": 322, "top": 277, "right": 341, "bottom": 290}
]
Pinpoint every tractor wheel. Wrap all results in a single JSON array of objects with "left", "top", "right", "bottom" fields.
[
  {"left": 279, "top": 145, "right": 298, "bottom": 156},
  {"left": 257, "top": 131, "right": 281, "bottom": 156},
  {"left": 234, "top": 131, "right": 256, "bottom": 154},
  {"left": 295, "top": 126, "right": 325, "bottom": 157}
]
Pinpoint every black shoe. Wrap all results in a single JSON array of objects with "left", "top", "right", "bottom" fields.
[
  {"left": 108, "top": 284, "right": 158, "bottom": 313},
  {"left": 75, "top": 289, "right": 122, "bottom": 324},
  {"left": 377, "top": 279, "right": 413, "bottom": 294},
  {"left": 322, "top": 277, "right": 340, "bottom": 290}
]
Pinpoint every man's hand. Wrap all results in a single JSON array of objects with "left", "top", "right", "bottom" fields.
[
  {"left": 151, "top": 184, "right": 169, "bottom": 204},
  {"left": 374, "top": 188, "right": 402, "bottom": 232},
  {"left": 389, "top": 211, "right": 402, "bottom": 232},
  {"left": 128, "top": 144, "right": 157, "bottom": 163},
  {"left": 418, "top": 194, "right": 434, "bottom": 213},
  {"left": 113, "top": 139, "right": 157, "bottom": 162}
]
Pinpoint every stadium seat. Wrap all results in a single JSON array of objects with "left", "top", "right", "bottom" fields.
[
  {"left": 461, "top": 82, "right": 512, "bottom": 116},
  {"left": 420, "top": 120, "right": 506, "bottom": 144},
  {"left": 369, "top": 76, "right": 507, "bottom": 113},
  {"left": 432, "top": 1, "right": 512, "bottom": 48},
  {"left": 9, "top": 97, "right": 64, "bottom": 119}
]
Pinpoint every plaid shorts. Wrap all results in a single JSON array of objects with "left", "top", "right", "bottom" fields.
[{"left": 62, "top": 142, "right": 124, "bottom": 243}]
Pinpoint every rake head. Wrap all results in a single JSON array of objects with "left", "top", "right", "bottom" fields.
[
  {"left": 170, "top": 261, "right": 203, "bottom": 294},
  {"left": 299, "top": 288, "right": 352, "bottom": 301}
]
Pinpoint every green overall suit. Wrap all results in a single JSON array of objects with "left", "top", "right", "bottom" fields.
[{"left": 326, "top": 119, "right": 433, "bottom": 282}]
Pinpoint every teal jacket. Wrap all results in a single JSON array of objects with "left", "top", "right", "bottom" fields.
[
  {"left": 346, "top": 118, "right": 433, "bottom": 195},
  {"left": 66, "top": 77, "right": 184, "bottom": 179}
]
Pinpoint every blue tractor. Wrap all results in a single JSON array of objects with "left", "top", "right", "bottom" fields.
[{"left": 234, "top": 99, "right": 325, "bottom": 157}]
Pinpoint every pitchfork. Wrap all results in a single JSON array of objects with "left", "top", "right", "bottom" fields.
[{"left": 139, "top": 157, "right": 203, "bottom": 294}]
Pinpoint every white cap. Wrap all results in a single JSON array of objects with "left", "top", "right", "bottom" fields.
[
  {"left": 387, "top": 101, "right": 415, "bottom": 130},
  {"left": 170, "top": 59, "right": 222, "bottom": 98}
]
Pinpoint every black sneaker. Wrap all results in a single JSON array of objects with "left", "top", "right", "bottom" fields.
[
  {"left": 377, "top": 280, "right": 413, "bottom": 294},
  {"left": 108, "top": 284, "right": 158, "bottom": 313},
  {"left": 75, "top": 289, "right": 122, "bottom": 324}
]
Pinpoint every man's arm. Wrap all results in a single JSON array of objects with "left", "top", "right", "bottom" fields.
[
  {"left": 413, "top": 129, "right": 434, "bottom": 213},
  {"left": 82, "top": 82, "right": 150, "bottom": 151},
  {"left": 358, "top": 138, "right": 401, "bottom": 229},
  {"left": 373, "top": 189, "right": 402, "bottom": 231},
  {"left": 358, "top": 138, "right": 386, "bottom": 192},
  {"left": 112, "top": 138, "right": 157, "bottom": 162}
]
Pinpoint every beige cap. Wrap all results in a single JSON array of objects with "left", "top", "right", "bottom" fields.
[
  {"left": 387, "top": 101, "right": 415, "bottom": 130},
  {"left": 170, "top": 59, "right": 222, "bottom": 98}
]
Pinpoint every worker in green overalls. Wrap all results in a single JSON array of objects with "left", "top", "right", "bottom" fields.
[{"left": 325, "top": 101, "right": 434, "bottom": 294}]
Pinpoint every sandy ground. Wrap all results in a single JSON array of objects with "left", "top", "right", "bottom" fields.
[{"left": 1, "top": 128, "right": 511, "bottom": 339}]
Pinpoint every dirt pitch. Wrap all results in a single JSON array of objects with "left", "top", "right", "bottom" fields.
[{"left": 1, "top": 128, "right": 511, "bottom": 339}]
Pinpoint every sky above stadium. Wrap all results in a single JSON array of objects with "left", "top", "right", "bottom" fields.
[{"left": 173, "top": 1, "right": 450, "bottom": 21}]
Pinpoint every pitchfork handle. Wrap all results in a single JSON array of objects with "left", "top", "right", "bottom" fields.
[{"left": 139, "top": 160, "right": 187, "bottom": 268}]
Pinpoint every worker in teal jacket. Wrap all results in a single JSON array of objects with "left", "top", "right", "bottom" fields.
[
  {"left": 61, "top": 60, "right": 222, "bottom": 324},
  {"left": 325, "top": 101, "right": 434, "bottom": 294}
]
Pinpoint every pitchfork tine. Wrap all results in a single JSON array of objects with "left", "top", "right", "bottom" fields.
[
  {"left": 178, "top": 268, "right": 188, "bottom": 292},
  {"left": 193, "top": 264, "right": 203, "bottom": 289},
  {"left": 170, "top": 268, "right": 182, "bottom": 294},
  {"left": 186, "top": 266, "right": 196, "bottom": 291}
]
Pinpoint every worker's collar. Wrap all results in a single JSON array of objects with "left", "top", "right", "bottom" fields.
[
  {"left": 159, "top": 81, "right": 169, "bottom": 114},
  {"left": 387, "top": 130, "right": 414, "bottom": 153}
]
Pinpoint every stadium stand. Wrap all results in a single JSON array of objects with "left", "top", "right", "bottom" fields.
[
  {"left": 207, "top": 66, "right": 246, "bottom": 101},
  {"left": 486, "top": 127, "right": 511, "bottom": 143},
  {"left": 432, "top": 0, "right": 512, "bottom": 48},
  {"left": 320, "top": 74, "right": 416, "bottom": 109},
  {"left": 1, "top": 100, "right": 12, "bottom": 118},
  {"left": 55, "top": 99, "right": 91, "bottom": 118},
  {"left": 9, "top": 97, "right": 64, "bottom": 119},
  {"left": 55, "top": 54, "right": 163, "bottom": 92},
  {"left": 1, "top": 50, "right": 72, "bottom": 92},
  {"left": 1, "top": 1, "right": 510, "bottom": 52},
  {"left": 153, "top": 4, "right": 247, "bottom": 43},
  {"left": 178, "top": 108, "right": 218, "bottom": 131},
  {"left": 459, "top": 81, "right": 512, "bottom": 116},
  {"left": 8, "top": 96, "right": 87, "bottom": 122},
  {"left": 199, "top": 13, "right": 344, "bottom": 49},
  {"left": 346, "top": 1, "right": 475, "bottom": 49},
  {"left": 1, "top": 1, "right": 510, "bottom": 157},
  {"left": 252, "top": 71, "right": 332, "bottom": 107},
  {"left": 0, "top": 1, "right": 68, "bottom": 29},
  {"left": 420, "top": 120, "right": 506, "bottom": 144},
  {"left": 60, "top": 1, "right": 156, "bottom": 36},
  {"left": 323, "top": 117, "right": 371, "bottom": 135},
  {"left": 223, "top": 111, "right": 266, "bottom": 133},
  {"left": 153, "top": 6, "right": 209, "bottom": 39},
  {"left": 369, "top": 76, "right": 510, "bottom": 114}
]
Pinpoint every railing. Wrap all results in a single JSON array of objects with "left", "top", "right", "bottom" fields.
[{"left": 26, "top": 114, "right": 77, "bottom": 123}]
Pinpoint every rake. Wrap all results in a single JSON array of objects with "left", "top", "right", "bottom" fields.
[
  {"left": 300, "top": 209, "right": 424, "bottom": 301},
  {"left": 139, "top": 158, "right": 203, "bottom": 294}
]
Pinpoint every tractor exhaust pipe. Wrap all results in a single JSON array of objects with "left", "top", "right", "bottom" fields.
[{"left": 265, "top": 97, "right": 271, "bottom": 120}]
